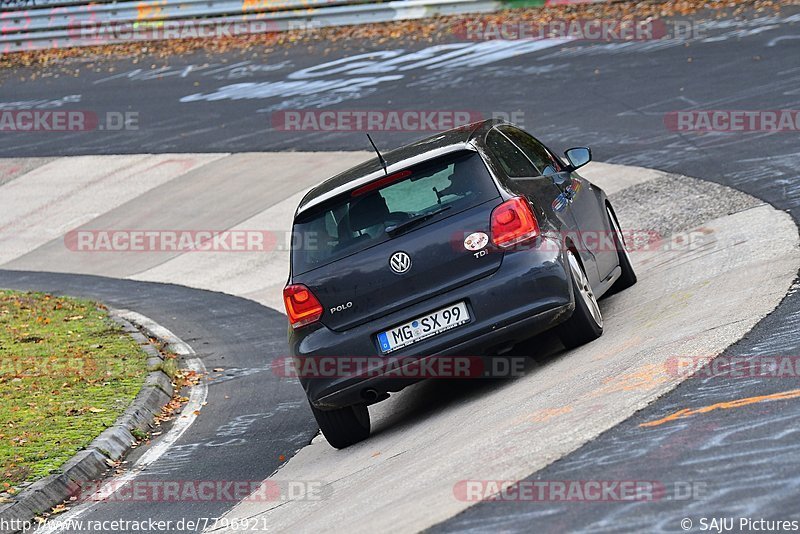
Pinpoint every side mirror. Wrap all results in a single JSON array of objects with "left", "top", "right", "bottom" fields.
[{"left": 564, "top": 147, "right": 591, "bottom": 171}]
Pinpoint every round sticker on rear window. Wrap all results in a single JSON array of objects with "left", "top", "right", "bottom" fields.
[{"left": 464, "top": 232, "right": 489, "bottom": 251}]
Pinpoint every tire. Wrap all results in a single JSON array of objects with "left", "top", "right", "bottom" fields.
[
  {"left": 557, "top": 249, "right": 604, "bottom": 349},
  {"left": 309, "top": 401, "right": 370, "bottom": 449},
  {"left": 607, "top": 205, "right": 637, "bottom": 293}
]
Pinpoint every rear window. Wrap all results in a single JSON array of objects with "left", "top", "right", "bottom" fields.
[{"left": 291, "top": 151, "right": 499, "bottom": 274}]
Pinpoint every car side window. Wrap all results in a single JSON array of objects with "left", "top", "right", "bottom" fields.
[
  {"left": 500, "top": 126, "right": 561, "bottom": 176},
  {"left": 486, "top": 129, "right": 538, "bottom": 178}
]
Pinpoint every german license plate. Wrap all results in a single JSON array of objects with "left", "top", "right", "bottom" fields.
[{"left": 377, "top": 302, "right": 470, "bottom": 354}]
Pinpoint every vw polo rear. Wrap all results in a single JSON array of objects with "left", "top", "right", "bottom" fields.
[{"left": 284, "top": 126, "right": 579, "bottom": 448}]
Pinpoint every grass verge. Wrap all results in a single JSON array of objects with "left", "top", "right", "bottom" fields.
[{"left": 0, "top": 291, "right": 148, "bottom": 494}]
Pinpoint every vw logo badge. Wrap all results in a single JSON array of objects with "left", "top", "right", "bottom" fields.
[{"left": 389, "top": 251, "right": 412, "bottom": 274}]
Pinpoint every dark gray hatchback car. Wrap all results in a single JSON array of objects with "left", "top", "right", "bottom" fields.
[{"left": 284, "top": 119, "right": 636, "bottom": 448}]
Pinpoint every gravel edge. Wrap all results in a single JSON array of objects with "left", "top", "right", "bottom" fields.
[{"left": 0, "top": 309, "right": 180, "bottom": 533}]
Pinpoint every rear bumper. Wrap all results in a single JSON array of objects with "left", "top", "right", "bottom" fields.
[{"left": 289, "top": 237, "right": 574, "bottom": 409}]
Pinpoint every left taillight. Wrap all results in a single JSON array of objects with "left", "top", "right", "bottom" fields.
[{"left": 283, "top": 284, "right": 323, "bottom": 329}]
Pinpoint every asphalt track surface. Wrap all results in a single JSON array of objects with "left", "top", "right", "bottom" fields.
[{"left": 1, "top": 6, "right": 800, "bottom": 533}]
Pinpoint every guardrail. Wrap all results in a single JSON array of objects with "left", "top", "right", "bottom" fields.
[{"left": 0, "top": 0, "right": 501, "bottom": 53}]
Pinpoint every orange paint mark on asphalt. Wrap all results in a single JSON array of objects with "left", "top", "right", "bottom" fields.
[
  {"left": 521, "top": 406, "right": 574, "bottom": 424},
  {"left": 591, "top": 335, "right": 641, "bottom": 362},
  {"left": 640, "top": 388, "right": 800, "bottom": 428},
  {"left": 592, "top": 363, "right": 670, "bottom": 396}
]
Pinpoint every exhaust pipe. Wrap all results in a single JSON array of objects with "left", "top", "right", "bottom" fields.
[{"left": 362, "top": 389, "right": 382, "bottom": 403}]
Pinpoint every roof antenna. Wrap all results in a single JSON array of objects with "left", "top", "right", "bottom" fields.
[{"left": 366, "top": 133, "right": 388, "bottom": 176}]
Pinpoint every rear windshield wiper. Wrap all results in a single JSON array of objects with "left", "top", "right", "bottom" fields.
[{"left": 385, "top": 206, "right": 452, "bottom": 237}]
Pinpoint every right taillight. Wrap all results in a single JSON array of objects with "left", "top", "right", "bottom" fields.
[
  {"left": 491, "top": 197, "right": 540, "bottom": 248},
  {"left": 283, "top": 284, "right": 323, "bottom": 329}
]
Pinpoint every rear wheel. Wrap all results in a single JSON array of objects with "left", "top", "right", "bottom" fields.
[
  {"left": 557, "top": 249, "right": 603, "bottom": 349},
  {"left": 607, "top": 205, "right": 637, "bottom": 293},
  {"left": 309, "top": 401, "right": 370, "bottom": 449}
]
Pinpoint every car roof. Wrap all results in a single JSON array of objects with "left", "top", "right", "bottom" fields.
[{"left": 296, "top": 119, "right": 503, "bottom": 215}]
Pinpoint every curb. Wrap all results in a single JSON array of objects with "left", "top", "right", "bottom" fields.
[{"left": 0, "top": 308, "right": 185, "bottom": 533}]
